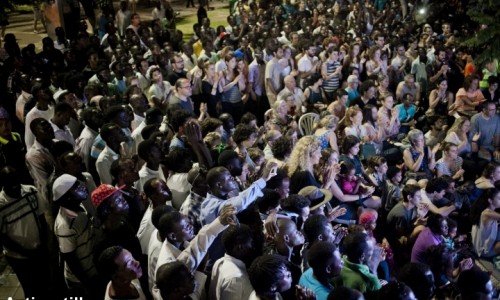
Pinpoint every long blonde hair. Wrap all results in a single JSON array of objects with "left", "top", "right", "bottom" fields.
[
  {"left": 448, "top": 116, "right": 470, "bottom": 135},
  {"left": 287, "top": 136, "right": 321, "bottom": 176}
]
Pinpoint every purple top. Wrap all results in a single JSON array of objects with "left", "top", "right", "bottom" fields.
[{"left": 411, "top": 227, "right": 443, "bottom": 263}]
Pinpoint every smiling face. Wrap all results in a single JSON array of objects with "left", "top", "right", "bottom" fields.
[{"left": 383, "top": 95, "right": 394, "bottom": 109}]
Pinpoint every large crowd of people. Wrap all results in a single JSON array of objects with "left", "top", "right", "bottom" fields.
[{"left": 0, "top": 0, "right": 499, "bottom": 299}]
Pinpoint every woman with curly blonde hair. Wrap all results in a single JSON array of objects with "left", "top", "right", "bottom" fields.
[{"left": 288, "top": 136, "right": 335, "bottom": 194}]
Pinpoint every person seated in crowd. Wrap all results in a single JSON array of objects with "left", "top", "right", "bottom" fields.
[
  {"left": 471, "top": 185, "right": 500, "bottom": 258},
  {"left": 248, "top": 254, "right": 303, "bottom": 300},
  {"left": 411, "top": 214, "right": 448, "bottom": 264},
  {"left": 1, "top": 1, "right": 500, "bottom": 299},
  {"left": 335, "top": 231, "right": 384, "bottom": 293},
  {"left": 299, "top": 241, "right": 343, "bottom": 299}
]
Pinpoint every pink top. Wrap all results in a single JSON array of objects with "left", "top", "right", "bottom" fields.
[{"left": 455, "top": 88, "right": 484, "bottom": 112}]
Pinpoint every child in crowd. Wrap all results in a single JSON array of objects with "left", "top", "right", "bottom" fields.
[
  {"left": 366, "top": 156, "right": 388, "bottom": 196},
  {"left": 339, "top": 160, "right": 363, "bottom": 196},
  {"left": 359, "top": 209, "right": 394, "bottom": 280},
  {"left": 382, "top": 166, "right": 403, "bottom": 212}
]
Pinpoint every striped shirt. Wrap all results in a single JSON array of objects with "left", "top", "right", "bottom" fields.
[
  {"left": 322, "top": 60, "right": 341, "bottom": 93},
  {"left": 54, "top": 205, "right": 96, "bottom": 282},
  {"left": 0, "top": 186, "right": 42, "bottom": 259}
]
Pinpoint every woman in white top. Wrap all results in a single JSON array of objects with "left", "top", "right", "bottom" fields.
[
  {"left": 471, "top": 187, "right": 500, "bottom": 258},
  {"left": 362, "top": 104, "right": 385, "bottom": 154},
  {"left": 100, "top": 246, "right": 147, "bottom": 300},
  {"left": 377, "top": 93, "right": 400, "bottom": 140},
  {"left": 436, "top": 142, "right": 464, "bottom": 180},
  {"left": 344, "top": 106, "right": 369, "bottom": 143},
  {"left": 365, "top": 46, "right": 387, "bottom": 78}
]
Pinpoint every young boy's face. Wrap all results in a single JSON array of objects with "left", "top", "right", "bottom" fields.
[
  {"left": 392, "top": 171, "right": 403, "bottom": 184},
  {"left": 448, "top": 227, "right": 457, "bottom": 239}
]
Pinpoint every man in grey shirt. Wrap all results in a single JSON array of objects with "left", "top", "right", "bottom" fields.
[{"left": 470, "top": 101, "right": 500, "bottom": 161}]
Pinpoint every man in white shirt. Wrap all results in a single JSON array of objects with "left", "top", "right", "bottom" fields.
[
  {"left": 129, "top": 94, "right": 149, "bottom": 131},
  {"left": 277, "top": 75, "right": 305, "bottom": 111},
  {"left": 137, "top": 178, "right": 172, "bottom": 255},
  {"left": 25, "top": 85, "right": 54, "bottom": 149},
  {"left": 297, "top": 41, "right": 320, "bottom": 89},
  {"left": 209, "top": 225, "right": 256, "bottom": 300},
  {"left": 75, "top": 108, "right": 103, "bottom": 172},
  {"left": 96, "top": 123, "right": 128, "bottom": 184},
  {"left": 135, "top": 139, "right": 166, "bottom": 193},
  {"left": 153, "top": 205, "right": 236, "bottom": 300},
  {"left": 391, "top": 43, "right": 410, "bottom": 84},
  {"left": 265, "top": 45, "right": 284, "bottom": 106},
  {"left": 26, "top": 118, "right": 56, "bottom": 223},
  {"left": 49, "top": 102, "right": 75, "bottom": 146}
]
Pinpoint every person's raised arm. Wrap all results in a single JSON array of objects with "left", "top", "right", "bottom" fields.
[
  {"left": 177, "top": 204, "right": 236, "bottom": 272},
  {"left": 184, "top": 120, "right": 213, "bottom": 169}
]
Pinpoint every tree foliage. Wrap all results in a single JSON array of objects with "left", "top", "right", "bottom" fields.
[{"left": 461, "top": 0, "right": 500, "bottom": 65}]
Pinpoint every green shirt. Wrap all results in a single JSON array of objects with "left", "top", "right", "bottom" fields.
[{"left": 333, "top": 257, "right": 381, "bottom": 293}]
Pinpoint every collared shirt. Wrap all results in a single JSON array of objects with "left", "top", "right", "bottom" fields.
[
  {"left": 16, "top": 91, "right": 31, "bottom": 123},
  {"left": 0, "top": 185, "right": 42, "bottom": 259},
  {"left": 248, "top": 60, "right": 264, "bottom": 96},
  {"left": 131, "top": 113, "right": 145, "bottom": 132},
  {"left": 131, "top": 121, "right": 147, "bottom": 156},
  {"left": 75, "top": 126, "right": 98, "bottom": 171},
  {"left": 209, "top": 254, "right": 253, "bottom": 300},
  {"left": 49, "top": 120, "right": 75, "bottom": 146},
  {"left": 147, "top": 229, "right": 162, "bottom": 292},
  {"left": 96, "top": 146, "right": 120, "bottom": 184},
  {"left": 200, "top": 178, "right": 266, "bottom": 225},
  {"left": 137, "top": 205, "right": 154, "bottom": 254},
  {"left": 152, "top": 218, "right": 226, "bottom": 300},
  {"left": 24, "top": 105, "right": 54, "bottom": 149},
  {"left": 135, "top": 164, "right": 166, "bottom": 193},
  {"left": 91, "top": 128, "right": 132, "bottom": 159},
  {"left": 167, "top": 172, "right": 191, "bottom": 210},
  {"left": 54, "top": 205, "right": 96, "bottom": 282},
  {"left": 180, "top": 191, "right": 205, "bottom": 233},
  {"left": 26, "top": 140, "right": 55, "bottom": 213}
]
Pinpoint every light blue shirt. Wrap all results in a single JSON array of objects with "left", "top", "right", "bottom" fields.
[
  {"left": 298, "top": 268, "right": 332, "bottom": 300},
  {"left": 200, "top": 178, "right": 266, "bottom": 225},
  {"left": 395, "top": 103, "right": 416, "bottom": 122}
]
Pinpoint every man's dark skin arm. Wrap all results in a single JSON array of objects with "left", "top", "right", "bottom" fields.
[{"left": 184, "top": 120, "right": 214, "bottom": 169}]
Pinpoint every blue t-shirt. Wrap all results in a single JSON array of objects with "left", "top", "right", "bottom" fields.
[{"left": 298, "top": 268, "right": 332, "bottom": 300}]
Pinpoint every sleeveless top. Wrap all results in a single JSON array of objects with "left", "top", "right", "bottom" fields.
[
  {"left": 434, "top": 96, "right": 449, "bottom": 116},
  {"left": 322, "top": 61, "right": 341, "bottom": 92},
  {"left": 315, "top": 130, "right": 331, "bottom": 150},
  {"left": 409, "top": 147, "right": 432, "bottom": 178},
  {"left": 306, "top": 87, "right": 324, "bottom": 105},
  {"left": 222, "top": 83, "right": 242, "bottom": 104},
  {"left": 472, "top": 209, "right": 500, "bottom": 257}
]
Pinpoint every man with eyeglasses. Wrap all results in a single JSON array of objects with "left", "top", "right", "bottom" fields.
[
  {"left": 169, "top": 78, "right": 194, "bottom": 114},
  {"left": 166, "top": 54, "right": 187, "bottom": 86}
]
